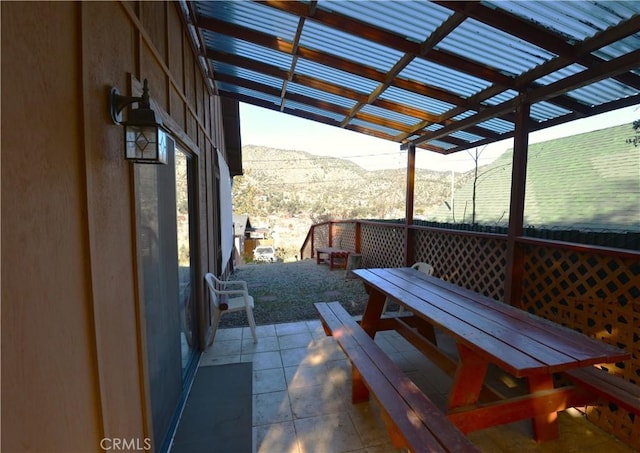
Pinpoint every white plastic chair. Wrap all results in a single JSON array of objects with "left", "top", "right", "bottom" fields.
[
  {"left": 382, "top": 262, "right": 435, "bottom": 315},
  {"left": 205, "top": 273, "right": 257, "bottom": 345},
  {"left": 411, "top": 262, "right": 434, "bottom": 275}
]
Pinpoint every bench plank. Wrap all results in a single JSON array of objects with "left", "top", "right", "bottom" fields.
[
  {"left": 564, "top": 367, "right": 640, "bottom": 415},
  {"left": 315, "top": 303, "right": 447, "bottom": 451},
  {"left": 316, "top": 302, "right": 479, "bottom": 453}
]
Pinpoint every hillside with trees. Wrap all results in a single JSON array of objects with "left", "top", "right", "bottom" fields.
[
  {"left": 427, "top": 122, "right": 640, "bottom": 232},
  {"left": 232, "top": 145, "right": 476, "bottom": 259}
]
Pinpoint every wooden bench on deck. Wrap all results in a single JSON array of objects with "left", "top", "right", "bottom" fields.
[
  {"left": 315, "top": 247, "right": 350, "bottom": 270},
  {"left": 564, "top": 366, "right": 640, "bottom": 415},
  {"left": 315, "top": 301, "right": 479, "bottom": 453}
]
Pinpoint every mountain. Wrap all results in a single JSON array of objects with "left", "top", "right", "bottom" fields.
[
  {"left": 233, "top": 145, "right": 475, "bottom": 222},
  {"left": 232, "top": 145, "right": 477, "bottom": 259}
]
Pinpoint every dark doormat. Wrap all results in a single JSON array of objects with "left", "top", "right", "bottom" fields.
[{"left": 171, "top": 363, "right": 253, "bottom": 453}]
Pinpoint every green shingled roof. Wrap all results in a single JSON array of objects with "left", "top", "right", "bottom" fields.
[{"left": 426, "top": 122, "right": 640, "bottom": 232}]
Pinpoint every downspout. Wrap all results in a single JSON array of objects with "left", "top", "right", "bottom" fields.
[{"left": 504, "top": 96, "right": 530, "bottom": 306}]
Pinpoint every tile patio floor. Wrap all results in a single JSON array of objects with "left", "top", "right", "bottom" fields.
[{"left": 200, "top": 319, "right": 635, "bottom": 453}]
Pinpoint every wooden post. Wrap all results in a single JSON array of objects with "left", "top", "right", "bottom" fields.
[
  {"left": 328, "top": 221, "right": 334, "bottom": 247},
  {"left": 355, "top": 220, "right": 361, "bottom": 253},
  {"left": 404, "top": 144, "right": 416, "bottom": 266},
  {"left": 504, "top": 97, "right": 530, "bottom": 306}
]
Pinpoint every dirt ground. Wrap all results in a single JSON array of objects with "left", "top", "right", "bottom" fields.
[{"left": 218, "top": 258, "right": 370, "bottom": 328}]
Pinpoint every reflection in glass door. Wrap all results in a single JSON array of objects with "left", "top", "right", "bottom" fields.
[{"left": 175, "top": 149, "right": 197, "bottom": 377}]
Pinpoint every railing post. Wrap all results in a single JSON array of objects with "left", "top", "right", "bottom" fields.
[
  {"left": 329, "top": 221, "right": 334, "bottom": 247},
  {"left": 505, "top": 97, "right": 530, "bottom": 306},
  {"left": 355, "top": 221, "right": 361, "bottom": 253},
  {"left": 404, "top": 144, "right": 416, "bottom": 266},
  {"left": 406, "top": 226, "right": 416, "bottom": 267},
  {"left": 310, "top": 225, "right": 315, "bottom": 259}
]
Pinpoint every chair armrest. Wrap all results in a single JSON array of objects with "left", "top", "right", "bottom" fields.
[
  {"left": 217, "top": 289, "right": 248, "bottom": 297},
  {"left": 218, "top": 289, "right": 252, "bottom": 308},
  {"left": 220, "top": 280, "right": 248, "bottom": 291}
]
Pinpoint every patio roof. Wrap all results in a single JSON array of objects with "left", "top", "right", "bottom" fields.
[{"left": 182, "top": 1, "right": 640, "bottom": 154}]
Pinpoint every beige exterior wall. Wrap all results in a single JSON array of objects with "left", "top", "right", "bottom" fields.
[{"left": 2, "top": 2, "right": 228, "bottom": 451}]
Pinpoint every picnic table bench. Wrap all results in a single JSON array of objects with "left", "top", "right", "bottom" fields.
[
  {"left": 564, "top": 366, "right": 640, "bottom": 415},
  {"left": 350, "top": 267, "right": 632, "bottom": 442},
  {"left": 315, "top": 301, "right": 479, "bottom": 453},
  {"left": 315, "top": 247, "right": 350, "bottom": 270}
]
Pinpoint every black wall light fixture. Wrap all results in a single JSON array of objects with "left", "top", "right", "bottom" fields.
[{"left": 110, "top": 79, "right": 169, "bottom": 164}]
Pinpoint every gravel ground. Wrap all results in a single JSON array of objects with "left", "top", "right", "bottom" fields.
[{"left": 218, "top": 258, "right": 370, "bottom": 328}]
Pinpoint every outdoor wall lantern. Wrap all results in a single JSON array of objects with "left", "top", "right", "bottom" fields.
[{"left": 110, "top": 79, "right": 168, "bottom": 164}]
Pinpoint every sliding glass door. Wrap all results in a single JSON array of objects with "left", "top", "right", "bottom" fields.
[
  {"left": 175, "top": 148, "right": 198, "bottom": 378},
  {"left": 135, "top": 142, "right": 199, "bottom": 451}
]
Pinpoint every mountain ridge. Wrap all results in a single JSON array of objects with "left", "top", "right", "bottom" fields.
[{"left": 233, "top": 145, "right": 476, "bottom": 223}]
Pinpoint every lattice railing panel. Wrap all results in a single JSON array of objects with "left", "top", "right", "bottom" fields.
[
  {"left": 333, "top": 222, "right": 356, "bottom": 251},
  {"left": 521, "top": 244, "right": 640, "bottom": 449},
  {"left": 415, "top": 229, "right": 507, "bottom": 301},
  {"left": 315, "top": 223, "right": 330, "bottom": 249},
  {"left": 361, "top": 223, "right": 404, "bottom": 268}
]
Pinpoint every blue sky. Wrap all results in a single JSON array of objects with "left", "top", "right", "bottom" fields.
[{"left": 239, "top": 103, "right": 639, "bottom": 172}]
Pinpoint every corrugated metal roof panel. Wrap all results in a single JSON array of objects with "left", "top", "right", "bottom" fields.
[
  {"left": 348, "top": 118, "right": 401, "bottom": 136},
  {"left": 203, "top": 31, "right": 293, "bottom": 70},
  {"left": 535, "top": 64, "right": 586, "bottom": 86},
  {"left": 482, "top": 1, "right": 640, "bottom": 41},
  {"left": 294, "top": 59, "right": 379, "bottom": 94},
  {"left": 359, "top": 104, "right": 421, "bottom": 125},
  {"left": 477, "top": 117, "right": 514, "bottom": 134},
  {"left": 197, "top": 1, "right": 299, "bottom": 40},
  {"left": 429, "top": 139, "right": 457, "bottom": 150},
  {"left": 286, "top": 82, "right": 356, "bottom": 109},
  {"left": 217, "top": 83, "right": 281, "bottom": 107},
  {"left": 381, "top": 86, "right": 455, "bottom": 115},
  {"left": 425, "top": 123, "right": 444, "bottom": 132},
  {"left": 452, "top": 110, "right": 477, "bottom": 121},
  {"left": 284, "top": 100, "right": 345, "bottom": 123},
  {"left": 449, "top": 130, "right": 484, "bottom": 143},
  {"left": 483, "top": 90, "right": 519, "bottom": 106},
  {"left": 299, "top": 20, "right": 404, "bottom": 71},
  {"left": 530, "top": 101, "right": 572, "bottom": 122},
  {"left": 436, "top": 18, "right": 557, "bottom": 76},
  {"left": 213, "top": 62, "right": 283, "bottom": 89},
  {"left": 316, "top": 0, "right": 454, "bottom": 43},
  {"left": 567, "top": 79, "right": 639, "bottom": 106},
  {"left": 594, "top": 33, "right": 640, "bottom": 61},
  {"left": 399, "top": 58, "right": 491, "bottom": 98}
]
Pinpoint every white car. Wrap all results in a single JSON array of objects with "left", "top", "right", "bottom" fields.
[{"left": 253, "top": 245, "right": 276, "bottom": 262}]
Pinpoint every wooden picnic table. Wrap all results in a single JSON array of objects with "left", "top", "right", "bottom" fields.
[{"left": 352, "top": 267, "right": 632, "bottom": 442}]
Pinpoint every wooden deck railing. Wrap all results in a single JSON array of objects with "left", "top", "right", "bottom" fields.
[{"left": 301, "top": 219, "right": 640, "bottom": 450}]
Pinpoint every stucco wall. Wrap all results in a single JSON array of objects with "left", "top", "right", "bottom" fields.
[{"left": 2, "top": 1, "right": 226, "bottom": 451}]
